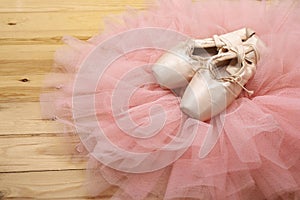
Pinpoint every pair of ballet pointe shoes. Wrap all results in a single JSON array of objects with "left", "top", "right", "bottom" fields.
[{"left": 152, "top": 28, "right": 264, "bottom": 121}]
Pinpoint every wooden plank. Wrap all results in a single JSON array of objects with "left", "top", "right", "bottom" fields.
[
  {"left": 0, "top": 75, "right": 45, "bottom": 88},
  {"left": 0, "top": 60, "right": 53, "bottom": 76},
  {"left": 0, "top": 8, "right": 147, "bottom": 42},
  {"left": 0, "top": 45, "right": 59, "bottom": 61},
  {"left": 0, "top": 0, "right": 149, "bottom": 12},
  {"left": 0, "top": 12, "right": 106, "bottom": 31},
  {"left": 0, "top": 134, "right": 85, "bottom": 172},
  {"left": 0, "top": 0, "right": 149, "bottom": 42},
  {"left": 0, "top": 91, "right": 39, "bottom": 103},
  {"left": 0, "top": 102, "right": 65, "bottom": 135},
  {"left": 0, "top": 70, "right": 70, "bottom": 102},
  {"left": 0, "top": 102, "right": 50, "bottom": 120},
  {"left": 0, "top": 170, "right": 164, "bottom": 199},
  {"left": 0, "top": 44, "right": 84, "bottom": 72},
  {"left": 0, "top": 34, "right": 91, "bottom": 45},
  {"left": 0, "top": 170, "right": 116, "bottom": 199},
  {"left": 0, "top": 12, "right": 103, "bottom": 41},
  {"left": 0, "top": 73, "right": 71, "bottom": 102},
  {"left": 0, "top": 74, "right": 45, "bottom": 103},
  {"left": 0, "top": 118, "right": 63, "bottom": 135},
  {"left": 0, "top": 31, "right": 95, "bottom": 45}
]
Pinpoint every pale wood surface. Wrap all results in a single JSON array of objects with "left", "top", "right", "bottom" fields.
[{"left": 0, "top": 0, "right": 149, "bottom": 199}]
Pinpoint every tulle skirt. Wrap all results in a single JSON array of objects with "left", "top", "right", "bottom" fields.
[{"left": 40, "top": 0, "right": 300, "bottom": 199}]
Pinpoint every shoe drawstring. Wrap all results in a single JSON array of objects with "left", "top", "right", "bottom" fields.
[
  {"left": 220, "top": 76, "right": 254, "bottom": 95},
  {"left": 207, "top": 45, "right": 257, "bottom": 96},
  {"left": 188, "top": 35, "right": 259, "bottom": 96}
]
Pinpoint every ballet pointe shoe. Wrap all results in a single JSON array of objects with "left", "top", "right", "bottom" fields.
[
  {"left": 180, "top": 34, "right": 264, "bottom": 121},
  {"left": 152, "top": 40, "right": 199, "bottom": 89},
  {"left": 152, "top": 28, "right": 255, "bottom": 90}
]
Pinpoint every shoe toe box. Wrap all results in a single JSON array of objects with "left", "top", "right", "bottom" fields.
[{"left": 152, "top": 64, "right": 190, "bottom": 89}]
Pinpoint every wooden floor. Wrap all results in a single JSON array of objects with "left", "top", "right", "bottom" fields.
[{"left": 0, "top": 1, "right": 149, "bottom": 199}]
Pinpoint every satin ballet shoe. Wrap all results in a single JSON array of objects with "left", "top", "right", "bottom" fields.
[
  {"left": 152, "top": 28, "right": 255, "bottom": 89},
  {"left": 180, "top": 34, "right": 264, "bottom": 121}
]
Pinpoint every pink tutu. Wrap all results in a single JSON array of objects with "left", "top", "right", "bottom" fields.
[{"left": 41, "top": 0, "right": 300, "bottom": 199}]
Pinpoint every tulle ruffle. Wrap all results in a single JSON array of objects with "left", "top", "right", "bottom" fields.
[{"left": 41, "top": 0, "right": 300, "bottom": 199}]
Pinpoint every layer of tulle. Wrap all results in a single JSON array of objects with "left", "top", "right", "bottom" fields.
[{"left": 40, "top": 0, "right": 300, "bottom": 199}]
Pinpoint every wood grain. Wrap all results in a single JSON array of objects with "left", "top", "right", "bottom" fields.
[
  {"left": 0, "top": 60, "right": 53, "bottom": 75},
  {"left": 0, "top": 118, "right": 62, "bottom": 135},
  {"left": 0, "top": 75, "right": 49, "bottom": 102},
  {"left": 0, "top": 170, "right": 109, "bottom": 199},
  {"left": 0, "top": 0, "right": 149, "bottom": 12},
  {"left": 0, "top": 45, "right": 59, "bottom": 61},
  {"left": 0, "top": 102, "right": 76, "bottom": 136},
  {"left": 0, "top": 134, "right": 85, "bottom": 172},
  {"left": 0, "top": 0, "right": 149, "bottom": 199},
  {"left": 0, "top": 73, "right": 74, "bottom": 102},
  {"left": 0, "top": 1, "right": 149, "bottom": 42},
  {"left": 0, "top": 102, "right": 43, "bottom": 121}
]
